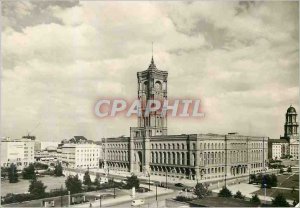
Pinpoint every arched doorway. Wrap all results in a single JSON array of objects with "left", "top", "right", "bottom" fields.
[{"left": 138, "top": 151, "right": 143, "bottom": 172}]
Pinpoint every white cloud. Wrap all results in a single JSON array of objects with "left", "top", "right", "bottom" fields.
[{"left": 1, "top": 1, "right": 298, "bottom": 141}]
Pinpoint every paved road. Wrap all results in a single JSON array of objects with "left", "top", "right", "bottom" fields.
[{"left": 105, "top": 190, "right": 178, "bottom": 208}]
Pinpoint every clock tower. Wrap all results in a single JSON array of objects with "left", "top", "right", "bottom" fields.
[{"left": 137, "top": 57, "right": 168, "bottom": 136}]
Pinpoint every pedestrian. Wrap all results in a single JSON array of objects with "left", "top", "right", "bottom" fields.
[{"left": 90, "top": 202, "right": 92, "bottom": 207}]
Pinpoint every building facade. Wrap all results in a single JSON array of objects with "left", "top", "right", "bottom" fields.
[
  {"left": 61, "top": 143, "right": 102, "bottom": 169},
  {"left": 269, "top": 106, "right": 299, "bottom": 160},
  {"left": 101, "top": 58, "right": 268, "bottom": 182},
  {"left": 1, "top": 138, "right": 35, "bottom": 169}
]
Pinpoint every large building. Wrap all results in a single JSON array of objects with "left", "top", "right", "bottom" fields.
[
  {"left": 269, "top": 106, "right": 299, "bottom": 160},
  {"left": 100, "top": 58, "right": 268, "bottom": 182},
  {"left": 1, "top": 137, "right": 35, "bottom": 170},
  {"left": 60, "top": 136, "right": 102, "bottom": 169}
]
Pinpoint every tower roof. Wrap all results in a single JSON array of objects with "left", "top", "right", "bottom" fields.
[
  {"left": 147, "top": 56, "right": 157, "bottom": 70},
  {"left": 287, "top": 105, "right": 296, "bottom": 113}
]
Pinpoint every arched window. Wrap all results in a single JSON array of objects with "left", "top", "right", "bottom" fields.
[
  {"left": 155, "top": 152, "right": 158, "bottom": 163},
  {"left": 172, "top": 144, "right": 175, "bottom": 149},
  {"left": 192, "top": 153, "right": 195, "bottom": 166},
  {"left": 182, "top": 144, "right": 185, "bottom": 149},
  {"left": 168, "top": 152, "right": 171, "bottom": 164},
  {"left": 154, "top": 81, "right": 162, "bottom": 90},
  {"left": 177, "top": 152, "right": 180, "bottom": 164},
  {"left": 181, "top": 152, "right": 185, "bottom": 165},
  {"left": 163, "top": 152, "right": 166, "bottom": 163},
  {"left": 143, "top": 81, "right": 148, "bottom": 91},
  {"left": 207, "top": 152, "right": 210, "bottom": 165},
  {"left": 204, "top": 143, "right": 206, "bottom": 149},
  {"left": 159, "top": 152, "right": 162, "bottom": 163},
  {"left": 151, "top": 152, "right": 154, "bottom": 163},
  {"left": 172, "top": 152, "right": 176, "bottom": 164},
  {"left": 208, "top": 143, "right": 210, "bottom": 149}
]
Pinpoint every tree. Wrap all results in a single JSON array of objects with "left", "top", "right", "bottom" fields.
[
  {"left": 28, "top": 179, "right": 47, "bottom": 198},
  {"left": 65, "top": 175, "right": 82, "bottom": 194},
  {"left": 83, "top": 171, "right": 92, "bottom": 186},
  {"left": 194, "top": 183, "right": 211, "bottom": 199},
  {"left": 8, "top": 164, "right": 18, "bottom": 183},
  {"left": 279, "top": 168, "right": 284, "bottom": 174},
  {"left": 54, "top": 163, "right": 63, "bottom": 176},
  {"left": 234, "top": 191, "right": 245, "bottom": 200},
  {"left": 270, "top": 174, "right": 278, "bottom": 187},
  {"left": 250, "top": 194, "right": 261, "bottom": 204},
  {"left": 22, "top": 164, "right": 36, "bottom": 180},
  {"left": 218, "top": 186, "right": 232, "bottom": 198},
  {"left": 272, "top": 193, "right": 290, "bottom": 207},
  {"left": 94, "top": 173, "right": 101, "bottom": 189},
  {"left": 249, "top": 174, "right": 256, "bottom": 184},
  {"left": 1, "top": 167, "right": 9, "bottom": 179},
  {"left": 125, "top": 175, "right": 140, "bottom": 189},
  {"left": 287, "top": 166, "right": 292, "bottom": 173}
]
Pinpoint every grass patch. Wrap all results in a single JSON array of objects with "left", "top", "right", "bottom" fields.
[
  {"left": 253, "top": 188, "right": 299, "bottom": 201},
  {"left": 189, "top": 197, "right": 258, "bottom": 207}
]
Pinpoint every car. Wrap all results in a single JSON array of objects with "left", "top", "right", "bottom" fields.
[
  {"left": 131, "top": 199, "right": 145, "bottom": 206},
  {"left": 175, "top": 183, "right": 184, "bottom": 187}
]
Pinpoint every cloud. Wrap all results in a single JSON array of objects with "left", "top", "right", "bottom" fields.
[{"left": 1, "top": 1, "right": 298, "bottom": 141}]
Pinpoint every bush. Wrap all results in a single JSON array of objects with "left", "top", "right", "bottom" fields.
[
  {"left": 83, "top": 171, "right": 92, "bottom": 186},
  {"left": 125, "top": 175, "right": 139, "bottom": 189},
  {"left": 175, "top": 196, "right": 193, "bottom": 202},
  {"left": 279, "top": 168, "right": 284, "bottom": 174},
  {"left": 22, "top": 164, "right": 36, "bottom": 180},
  {"left": 8, "top": 164, "right": 19, "bottom": 183},
  {"left": 272, "top": 193, "right": 290, "bottom": 207},
  {"left": 54, "top": 163, "right": 63, "bottom": 176},
  {"left": 34, "top": 162, "right": 48, "bottom": 170},
  {"left": 194, "top": 183, "right": 211, "bottom": 199},
  {"left": 250, "top": 194, "right": 261, "bottom": 204},
  {"left": 65, "top": 175, "right": 82, "bottom": 194},
  {"left": 234, "top": 191, "right": 245, "bottom": 200},
  {"left": 218, "top": 186, "right": 232, "bottom": 198},
  {"left": 28, "top": 179, "right": 47, "bottom": 198}
]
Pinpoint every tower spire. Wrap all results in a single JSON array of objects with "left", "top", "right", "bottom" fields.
[
  {"left": 148, "top": 42, "right": 156, "bottom": 70},
  {"left": 151, "top": 41, "right": 154, "bottom": 64}
]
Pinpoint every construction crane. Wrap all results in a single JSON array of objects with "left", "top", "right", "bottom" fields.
[{"left": 23, "top": 122, "right": 41, "bottom": 140}]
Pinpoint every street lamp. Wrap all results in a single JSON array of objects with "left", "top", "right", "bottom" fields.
[{"left": 146, "top": 170, "right": 151, "bottom": 191}]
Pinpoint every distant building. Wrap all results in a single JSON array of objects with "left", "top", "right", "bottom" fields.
[
  {"left": 1, "top": 137, "right": 35, "bottom": 169},
  {"left": 269, "top": 105, "right": 299, "bottom": 160},
  {"left": 34, "top": 141, "right": 60, "bottom": 152},
  {"left": 268, "top": 139, "right": 289, "bottom": 160},
  {"left": 59, "top": 136, "right": 102, "bottom": 169}
]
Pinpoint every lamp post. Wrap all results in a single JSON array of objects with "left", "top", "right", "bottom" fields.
[
  {"left": 165, "top": 170, "right": 168, "bottom": 189},
  {"left": 147, "top": 171, "right": 151, "bottom": 191},
  {"left": 99, "top": 195, "right": 102, "bottom": 208}
]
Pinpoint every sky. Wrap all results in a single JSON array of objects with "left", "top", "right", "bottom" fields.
[{"left": 1, "top": 1, "right": 299, "bottom": 141}]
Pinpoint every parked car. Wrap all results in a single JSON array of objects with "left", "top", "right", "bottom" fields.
[
  {"left": 137, "top": 187, "right": 150, "bottom": 193},
  {"left": 175, "top": 183, "right": 184, "bottom": 187},
  {"left": 131, "top": 199, "right": 145, "bottom": 206}
]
